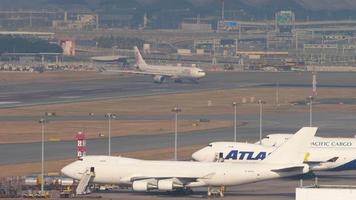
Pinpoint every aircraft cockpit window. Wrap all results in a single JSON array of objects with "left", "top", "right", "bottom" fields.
[{"left": 207, "top": 144, "right": 213, "bottom": 147}]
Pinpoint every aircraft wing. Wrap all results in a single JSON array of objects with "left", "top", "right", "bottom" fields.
[
  {"left": 129, "top": 176, "right": 196, "bottom": 183},
  {"left": 104, "top": 69, "right": 174, "bottom": 77},
  {"left": 271, "top": 165, "right": 306, "bottom": 172},
  {"left": 122, "top": 172, "right": 216, "bottom": 185},
  {"left": 129, "top": 173, "right": 214, "bottom": 182}
]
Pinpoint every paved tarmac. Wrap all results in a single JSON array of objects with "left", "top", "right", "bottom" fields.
[
  {"left": 0, "top": 111, "right": 355, "bottom": 165},
  {"left": 0, "top": 71, "right": 356, "bottom": 108},
  {"left": 0, "top": 72, "right": 356, "bottom": 165}
]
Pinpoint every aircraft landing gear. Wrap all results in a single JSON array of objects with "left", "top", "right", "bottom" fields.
[{"left": 207, "top": 186, "right": 225, "bottom": 197}]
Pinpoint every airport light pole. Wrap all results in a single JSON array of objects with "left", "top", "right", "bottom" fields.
[
  {"left": 308, "top": 96, "right": 314, "bottom": 127},
  {"left": 38, "top": 117, "right": 48, "bottom": 194},
  {"left": 172, "top": 106, "right": 181, "bottom": 161},
  {"left": 38, "top": 112, "right": 55, "bottom": 194},
  {"left": 258, "top": 100, "right": 265, "bottom": 145},
  {"left": 84, "top": 112, "right": 95, "bottom": 133},
  {"left": 221, "top": 0, "right": 225, "bottom": 21},
  {"left": 276, "top": 81, "right": 280, "bottom": 106},
  {"left": 105, "top": 113, "right": 116, "bottom": 156},
  {"left": 232, "top": 102, "right": 238, "bottom": 142}
]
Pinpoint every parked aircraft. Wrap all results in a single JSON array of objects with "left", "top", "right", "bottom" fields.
[
  {"left": 62, "top": 127, "right": 317, "bottom": 196},
  {"left": 192, "top": 134, "right": 356, "bottom": 171},
  {"left": 259, "top": 134, "right": 356, "bottom": 148}
]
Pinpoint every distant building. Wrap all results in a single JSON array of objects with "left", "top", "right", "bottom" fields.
[
  {"left": 52, "top": 12, "right": 98, "bottom": 30},
  {"left": 59, "top": 39, "right": 76, "bottom": 56},
  {"left": 180, "top": 22, "right": 212, "bottom": 31}
]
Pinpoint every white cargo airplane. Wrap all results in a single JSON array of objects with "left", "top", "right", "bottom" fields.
[
  {"left": 62, "top": 127, "right": 316, "bottom": 196},
  {"left": 259, "top": 134, "right": 356, "bottom": 148},
  {"left": 107, "top": 46, "right": 206, "bottom": 83},
  {"left": 192, "top": 134, "right": 356, "bottom": 171}
]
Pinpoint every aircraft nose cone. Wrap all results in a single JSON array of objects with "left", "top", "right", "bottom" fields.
[
  {"left": 192, "top": 147, "right": 214, "bottom": 162},
  {"left": 191, "top": 151, "right": 203, "bottom": 161},
  {"left": 61, "top": 164, "right": 72, "bottom": 177},
  {"left": 61, "top": 161, "right": 78, "bottom": 178}
]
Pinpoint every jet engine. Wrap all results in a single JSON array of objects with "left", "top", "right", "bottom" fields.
[
  {"left": 153, "top": 75, "right": 165, "bottom": 83},
  {"left": 132, "top": 179, "right": 157, "bottom": 191},
  {"left": 157, "top": 179, "right": 182, "bottom": 191}
]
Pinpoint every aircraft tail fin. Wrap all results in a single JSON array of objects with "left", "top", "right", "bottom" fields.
[
  {"left": 133, "top": 46, "right": 147, "bottom": 69},
  {"left": 264, "top": 127, "right": 318, "bottom": 164}
]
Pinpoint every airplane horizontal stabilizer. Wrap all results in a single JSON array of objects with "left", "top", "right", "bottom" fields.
[{"left": 304, "top": 156, "right": 339, "bottom": 164}]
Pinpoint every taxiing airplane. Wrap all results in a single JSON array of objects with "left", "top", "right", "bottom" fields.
[
  {"left": 192, "top": 134, "right": 356, "bottom": 171},
  {"left": 106, "top": 46, "right": 206, "bottom": 83},
  {"left": 62, "top": 127, "right": 317, "bottom": 196}
]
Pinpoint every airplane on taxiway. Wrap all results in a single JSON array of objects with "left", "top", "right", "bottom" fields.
[{"left": 106, "top": 46, "right": 206, "bottom": 83}]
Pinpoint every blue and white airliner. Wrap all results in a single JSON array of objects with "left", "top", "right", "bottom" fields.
[{"left": 192, "top": 134, "right": 356, "bottom": 171}]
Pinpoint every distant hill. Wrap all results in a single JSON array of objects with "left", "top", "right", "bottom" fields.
[
  {"left": 298, "top": 0, "right": 356, "bottom": 11},
  {"left": 1, "top": 0, "right": 356, "bottom": 20},
  {"left": 243, "top": 0, "right": 356, "bottom": 11}
]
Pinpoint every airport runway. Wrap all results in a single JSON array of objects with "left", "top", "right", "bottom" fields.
[
  {"left": 0, "top": 71, "right": 355, "bottom": 200},
  {"left": 0, "top": 71, "right": 356, "bottom": 164},
  {"left": 1, "top": 111, "right": 355, "bottom": 165},
  {"left": 0, "top": 71, "right": 356, "bottom": 108}
]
